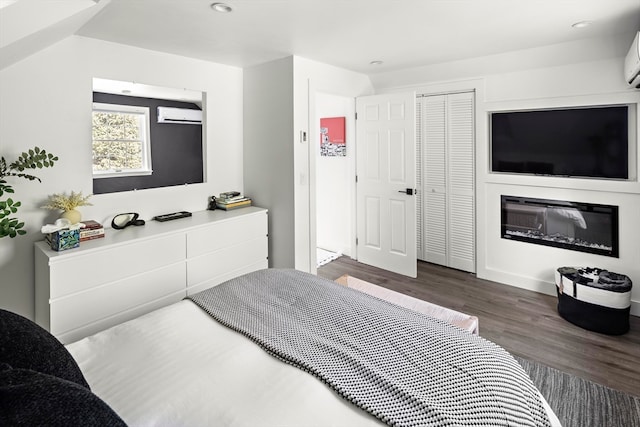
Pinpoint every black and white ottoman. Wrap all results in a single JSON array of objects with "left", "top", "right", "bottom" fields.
[{"left": 555, "top": 267, "right": 632, "bottom": 335}]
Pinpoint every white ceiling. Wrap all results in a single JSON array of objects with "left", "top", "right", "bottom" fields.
[
  {"left": 7, "top": 0, "right": 640, "bottom": 75},
  {"left": 75, "top": 0, "right": 640, "bottom": 74}
]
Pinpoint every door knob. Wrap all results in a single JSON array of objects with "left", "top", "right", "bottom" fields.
[{"left": 398, "top": 188, "right": 415, "bottom": 195}]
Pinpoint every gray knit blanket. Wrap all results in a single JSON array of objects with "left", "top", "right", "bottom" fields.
[{"left": 188, "top": 269, "right": 550, "bottom": 427}]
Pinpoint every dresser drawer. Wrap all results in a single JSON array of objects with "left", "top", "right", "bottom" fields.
[
  {"left": 49, "top": 233, "right": 185, "bottom": 299},
  {"left": 187, "top": 212, "right": 267, "bottom": 258},
  {"left": 50, "top": 262, "right": 185, "bottom": 336},
  {"left": 56, "top": 292, "right": 184, "bottom": 345},
  {"left": 187, "top": 237, "right": 267, "bottom": 288},
  {"left": 186, "top": 260, "right": 268, "bottom": 296}
]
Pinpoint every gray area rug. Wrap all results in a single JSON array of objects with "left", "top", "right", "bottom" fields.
[{"left": 515, "top": 356, "right": 640, "bottom": 427}]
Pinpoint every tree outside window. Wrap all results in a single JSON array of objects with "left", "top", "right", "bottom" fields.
[{"left": 92, "top": 103, "right": 152, "bottom": 178}]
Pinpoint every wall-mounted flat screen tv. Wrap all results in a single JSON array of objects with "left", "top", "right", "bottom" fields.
[{"left": 490, "top": 105, "right": 631, "bottom": 180}]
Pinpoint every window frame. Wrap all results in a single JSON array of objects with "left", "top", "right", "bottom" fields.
[{"left": 92, "top": 102, "right": 153, "bottom": 179}]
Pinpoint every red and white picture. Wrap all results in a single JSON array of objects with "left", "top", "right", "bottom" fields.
[{"left": 320, "top": 117, "right": 346, "bottom": 157}]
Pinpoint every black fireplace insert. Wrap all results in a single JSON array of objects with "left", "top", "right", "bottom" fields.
[{"left": 501, "top": 195, "right": 619, "bottom": 257}]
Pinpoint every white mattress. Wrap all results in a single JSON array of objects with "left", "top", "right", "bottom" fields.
[{"left": 67, "top": 300, "right": 561, "bottom": 427}]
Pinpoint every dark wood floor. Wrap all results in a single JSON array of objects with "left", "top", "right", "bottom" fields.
[{"left": 318, "top": 257, "right": 640, "bottom": 397}]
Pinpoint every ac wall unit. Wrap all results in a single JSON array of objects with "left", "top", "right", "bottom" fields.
[
  {"left": 157, "top": 106, "right": 203, "bottom": 124},
  {"left": 624, "top": 31, "right": 640, "bottom": 88}
]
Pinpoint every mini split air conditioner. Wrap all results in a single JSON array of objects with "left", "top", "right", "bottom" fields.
[
  {"left": 624, "top": 31, "right": 640, "bottom": 89},
  {"left": 157, "top": 106, "right": 203, "bottom": 124}
]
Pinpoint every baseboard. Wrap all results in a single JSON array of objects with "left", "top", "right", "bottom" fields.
[
  {"left": 479, "top": 267, "right": 557, "bottom": 296},
  {"left": 632, "top": 302, "right": 639, "bottom": 317},
  {"left": 478, "top": 267, "right": 639, "bottom": 318}
]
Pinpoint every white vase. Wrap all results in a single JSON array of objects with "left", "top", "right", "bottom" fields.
[{"left": 60, "top": 209, "right": 81, "bottom": 224}]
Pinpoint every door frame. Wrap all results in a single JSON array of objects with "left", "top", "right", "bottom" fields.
[
  {"left": 311, "top": 90, "right": 358, "bottom": 272},
  {"left": 308, "top": 80, "right": 359, "bottom": 274}
]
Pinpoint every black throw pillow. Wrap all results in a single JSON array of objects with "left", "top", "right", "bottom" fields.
[
  {"left": 0, "top": 309, "right": 89, "bottom": 389},
  {"left": 0, "top": 364, "right": 127, "bottom": 427}
]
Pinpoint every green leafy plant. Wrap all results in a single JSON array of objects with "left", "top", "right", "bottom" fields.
[
  {"left": 0, "top": 147, "right": 58, "bottom": 238},
  {"left": 41, "top": 191, "right": 92, "bottom": 211}
]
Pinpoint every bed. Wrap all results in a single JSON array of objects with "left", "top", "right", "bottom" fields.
[{"left": 2, "top": 269, "right": 561, "bottom": 426}]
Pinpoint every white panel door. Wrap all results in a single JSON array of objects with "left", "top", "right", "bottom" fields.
[{"left": 356, "top": 92, "right": 416, "bottom": 278}]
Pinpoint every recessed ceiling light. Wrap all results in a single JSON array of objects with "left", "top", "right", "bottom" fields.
[
  {"left": 370, "top": 60, "right": 384, "bottom": 66},
  {"left": 571, "top": 20, "right": 593, "bottom": 28},
  {"left": 211, "top": 2, "right": 232, "bottom": 13}
]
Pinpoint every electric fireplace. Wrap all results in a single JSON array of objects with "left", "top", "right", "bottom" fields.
[{"left": 501, "top": 195, "right": 619, "bottom": 257}]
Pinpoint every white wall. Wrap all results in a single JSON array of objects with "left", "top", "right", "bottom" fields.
[
  {"left": 369, "top": 33, "right": 633, "bottom": 91},
  {"left": 315, "top": 92, "right": 355, "bottom": 257},
  {"left": 0, "top": 36, "right": 244, "bottom": 318},
  {"left": 374, "top": 34, "right": 640, "bottom": 315},
  {"left": 243, "top": 57, "right": 295, "bottom": 269}
]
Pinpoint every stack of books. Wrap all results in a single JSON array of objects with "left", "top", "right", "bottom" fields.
[
  {"left": 79, "top": 220, "right": 105, "bottom": 242},
  {"left": 216, "top": 192, "right": 252, "bottom": 210}
]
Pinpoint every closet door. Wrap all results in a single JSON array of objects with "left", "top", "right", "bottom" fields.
[
  {"left": 422, "top": 95, "right": 447, "bottom": 266},
  {"left": 419, "top": 92, "right": 475, "bottom": 273},
  {"left": 447, "top": 92, "right": 475, "bottom": 272}
]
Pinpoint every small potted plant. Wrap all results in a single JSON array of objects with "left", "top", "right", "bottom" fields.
[{"left": 41, "top": 191, "right": 92, "bottom": 224}]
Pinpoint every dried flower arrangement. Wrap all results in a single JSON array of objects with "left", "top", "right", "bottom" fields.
[{"left": 42, "top": 191, "right": 93, "bottom": 212}]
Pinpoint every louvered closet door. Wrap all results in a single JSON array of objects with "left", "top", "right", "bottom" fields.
[
  {"left": 422, "top": 95, "right": 447, "bottom": 266},
  {"left": 447, "top": 92, "right": 475, "bottom": 272},
  {"left": 419, "top": 92, "right": 475, "bottom": 273}
]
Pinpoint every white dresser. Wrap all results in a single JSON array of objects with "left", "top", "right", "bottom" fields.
[{"left": 34, "top": 207, "right": 268, "bottom": 344}]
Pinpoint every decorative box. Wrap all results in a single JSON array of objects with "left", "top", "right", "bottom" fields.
[{"left": 49, "top": 229, "right": 80, "bottom": 251}]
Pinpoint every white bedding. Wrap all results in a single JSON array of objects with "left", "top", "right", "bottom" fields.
[{"left": 67, "top": 300, "right": 561, "bottom": 427}]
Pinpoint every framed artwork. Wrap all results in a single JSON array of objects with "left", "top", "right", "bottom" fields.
[{"left": 320, "top": 117, "right": 346, "bottom": 157}]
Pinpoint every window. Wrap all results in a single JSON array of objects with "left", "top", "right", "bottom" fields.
[{"left": 92, "top": 103, "right": 152, "bottom": 178}]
